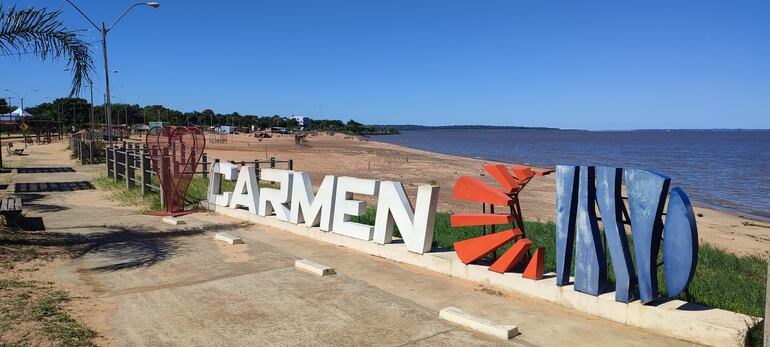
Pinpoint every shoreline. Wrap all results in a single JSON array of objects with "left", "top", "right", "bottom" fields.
[
  {"left": 202, "top": 132, "right": 770, "bottom": 256},
  {"left": 371, "top": 132, "right": 770, "bottom": 223},
  {"left": 372, "top": 135, "right": 770, "bottom": 223}
]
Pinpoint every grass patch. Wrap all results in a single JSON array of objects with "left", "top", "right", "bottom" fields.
[
  {"left": 0, "top": 278, "right": 96, "bottom": 346},
  {"left": 93, "top": 174, "right": 237, "bottom": 212},
  {"left": 355, "top": 206, "right": 766, "bottom": 345}
]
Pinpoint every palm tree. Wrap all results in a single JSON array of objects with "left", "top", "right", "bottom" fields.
[{"left": 0, "top": 4, "right": 93, "bottom": 96}]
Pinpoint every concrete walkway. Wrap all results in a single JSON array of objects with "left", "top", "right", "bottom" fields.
[{"left": 8, "top": 143, "right": 697, "bottom": 346}]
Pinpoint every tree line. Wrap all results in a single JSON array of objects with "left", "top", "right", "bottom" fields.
[{"left": 17, "top": 98, "right": 399, "bottom": 135}]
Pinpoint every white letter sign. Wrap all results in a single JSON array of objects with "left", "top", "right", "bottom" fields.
[
  {"left": 373, "top": 182, "right": 439, "bottom": 254},
  {"left": 258, "top": 169, "right": 293, "bottom": 221},
  {"left": 290, "top": 173, "right": 337, "bottom": 231},
  {"left": 207, "top": 161, "right": 238, "bottom": 207},
  {"left": 229, "top": 166, "right": 259, "bottom": 213},
  {"left": 332, "top": 176, "right": 379, "bottom": 240}
]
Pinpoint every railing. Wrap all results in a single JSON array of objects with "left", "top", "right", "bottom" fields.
[
  {"left": 105, "top": 142, "right": 209, "bottom": 196},
  {"left": 69, "top": 135, "right": 105, "bottom": 165},
  {"left": 221, "top": 158, "right": 293, "bottom": 172},
  {"left": 104, "top": 142, "right": 293, "bottom": 207}
]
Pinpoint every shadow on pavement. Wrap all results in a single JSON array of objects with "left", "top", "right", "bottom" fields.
[
  {"left": 14, "top": 216, "right": 46, "bottom": 231},
  {"left": 0, "top": 222, "right": 248, "bottom": 272},
  {"left": 14, "top": 181, "right": 94, "bottom": 193},
  {"left": 13, "top": 193, "right": 70, "bottom": 213},
  {"left": 16, "top": 167, "right": 76, "bottom": 173}
]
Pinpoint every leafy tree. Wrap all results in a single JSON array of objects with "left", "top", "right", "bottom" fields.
[
  {"left": 0, "top": 98, "right": 12, "bottom": 114},
  {"left": 0, "top": 5, "right": 93, "bottom": 96}
]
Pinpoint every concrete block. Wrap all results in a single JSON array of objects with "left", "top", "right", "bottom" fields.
[
  {"left": 559, "top": 286, "right": 627, "bottom": 323},
  {"left": 162, "top": 216, "right": 185, "bottom": 225},
  {"left": 214, "top": 232, "right": 244, "bottom": 245},
  {"left": 295, "top": 259, "right": 335, "bottom": 276},
  {"left": 439, "top": 307, "right": 519, "bottom": 340},
  {"left": 627, "top": 299, "right": 753, "bottom": 347}
]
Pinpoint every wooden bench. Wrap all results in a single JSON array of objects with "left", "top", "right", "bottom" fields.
[{"left": 0, "top": 196, "right": 23, "bottom": 226}]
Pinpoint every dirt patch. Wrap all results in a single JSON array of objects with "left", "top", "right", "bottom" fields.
[
  {"left": 474, "top": 284, "right": 506, "bottom": 297},
  {"left": 215, "top": 241, "right": 255, "bottom": 263}
]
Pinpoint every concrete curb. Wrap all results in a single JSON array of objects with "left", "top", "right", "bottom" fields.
[
  {"left": 162, "top": 216, "right": 185, "bottom": 225},
  {"left": 214, "top": 232, "right": 244, "bottom": 245},
  {"left": 202, "top": 201, "right": 756, "bottom": 346},
  {"left": 295, "top": 259, "right": 336, "bottom": 276},
  {"left": 439, "top": 307, "right": 518, "bottom": 340}
]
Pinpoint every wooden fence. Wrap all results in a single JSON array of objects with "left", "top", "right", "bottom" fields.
[
  {"left": 69, "top": 135, "right": 104, "bottom": 165},
  {"left": 104, "top": 142, "right": 293, "bottom": 207}
]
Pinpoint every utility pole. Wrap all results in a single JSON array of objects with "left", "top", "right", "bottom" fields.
[
  {"left": 64, "top": 0, "right": 160, "bottom": 146},
  {"left": 89, "top": 79, "right": 94, "bottom": 138}
]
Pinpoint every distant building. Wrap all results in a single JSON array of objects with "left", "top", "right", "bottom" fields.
[
  {"left": 270, "top": 126, "right": 291, "bottom": 134},
  {"left": 290, "top": 116, "right": 311, "bottom": 129},
  {"left": 216, "top": 125, "right": 236, "bottom": 134}
]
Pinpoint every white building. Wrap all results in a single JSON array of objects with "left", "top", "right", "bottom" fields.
[{"left": 290, "top": 116, "right": 311, "bottom": 128}]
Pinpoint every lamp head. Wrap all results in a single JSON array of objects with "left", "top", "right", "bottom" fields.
[{"left": 146, "top": 2, "right": 160, "bottom": 8}]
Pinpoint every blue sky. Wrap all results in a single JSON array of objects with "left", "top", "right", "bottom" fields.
[{"left": 3, "top": 0, "right": 769, "bottom": 130}]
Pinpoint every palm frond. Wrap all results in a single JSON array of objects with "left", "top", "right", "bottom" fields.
[{"left": 0, "top": 4, "right": 94, "bottom": 97}]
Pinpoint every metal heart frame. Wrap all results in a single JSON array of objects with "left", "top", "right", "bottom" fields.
[{"left": 145, "top": 126, "right": 206, "bottom": 213}]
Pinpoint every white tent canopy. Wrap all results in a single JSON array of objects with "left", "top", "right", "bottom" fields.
[
  {"left": 10, "top": 108, "right": 31, "bottom": 117},
  {"left": 0, "top": 108, "right": 32, "bottom": 121}
]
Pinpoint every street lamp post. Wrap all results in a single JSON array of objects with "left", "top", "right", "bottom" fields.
[
  {"left": 4, "top": 89, "right": 39, "bottom": 120},
  {"left": 64, "top": 1, "right": 159, "bottom": 147}
]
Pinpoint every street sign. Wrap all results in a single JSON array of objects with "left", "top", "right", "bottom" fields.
[{"left": 19, "top": 123, "right": 28, "bottom": 132}]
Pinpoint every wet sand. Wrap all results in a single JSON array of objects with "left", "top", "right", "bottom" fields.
[{"left": 203, "top": 133, "right": 770, "bottom": 257}]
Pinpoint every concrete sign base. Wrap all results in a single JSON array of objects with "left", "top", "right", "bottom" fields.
[{"left": 202, "top": 201, "right": 756, "bottom": 347}]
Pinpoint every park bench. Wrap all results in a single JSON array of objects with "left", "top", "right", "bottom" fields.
[
  {"left": 0, "top": 196, "right": 22, "bottom": 226},
  {"left": 6, "top": 143, "right": 24, "bottom": 156}
]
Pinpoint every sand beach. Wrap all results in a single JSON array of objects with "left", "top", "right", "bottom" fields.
[{"left": 202, "top": 132, "right": 770, "bottom": 257}]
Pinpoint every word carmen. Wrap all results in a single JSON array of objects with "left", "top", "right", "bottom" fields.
[{"left": 207, "top": 162, "right": 440, "bottom": 254}]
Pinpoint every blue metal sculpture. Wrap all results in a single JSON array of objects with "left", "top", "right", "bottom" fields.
[
  {"left": 555, "top": 165, "right": 579, "bottom": 286},
  {"left": 624, "top": 169, "right": 670, "bottom": 303},
  {"left": 595, "top": 166, "right": 635, "bottom": 302},
  {"left": 555, "top": 165, "right": 698, "bottom": 305},
  {"left": 663, "top": 188, "right": 698, "bottom": 297},
  {"left": 574, "top": 166, "right": 607, "bottom": 295}
]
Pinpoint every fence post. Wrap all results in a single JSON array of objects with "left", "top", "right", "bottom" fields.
[
  {"left": 106, "top": 146, "right": 113, "bottom": 178},
  {"left": 78, "top": 139, "right": 84, "bottom": 165},
  {"left": 288, "top": 159, "right": 293, "bottom": 171},
  {"left": 89, "top": 141, "right": 94, "bottom": 164},
  {"left": 140, "top": 147, "right": 151, "bottom": 195},
  {"left": 113, "top": 147, "right": 120, "bottom": 182},
  {"left": 765, "top": 256, "right": 770, "bottom": 347},
  {"left": 126, "top": 144, "right": 135, "bottom": 189},
  {"left": 106, "top": 146, "right": 110, "bottom": 177},
  {"left": 159, "top": 148, "right": 169, "bottom": 209},
  {"left": 255, "top": 160, "right": 261, "bottom": 185},
  {"left": 202, "top": 153, "right": 208, "bottom": 178}
]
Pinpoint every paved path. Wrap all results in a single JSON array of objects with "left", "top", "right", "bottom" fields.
[{"left": 8, "top": 142, "right": 697, "bottom": 346}]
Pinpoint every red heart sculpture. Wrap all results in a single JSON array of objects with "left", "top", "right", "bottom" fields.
[{"left": 145, "top": 126, "right": 206, "bottom": 213}]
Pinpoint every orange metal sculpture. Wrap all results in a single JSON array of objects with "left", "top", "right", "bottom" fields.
[{"left": 451, "top": 164, "right": 553, "bottom": 278}]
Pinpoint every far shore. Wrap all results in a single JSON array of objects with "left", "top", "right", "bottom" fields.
[{"left": 201, "top": 132, "right": 770, "bottom": 257}]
